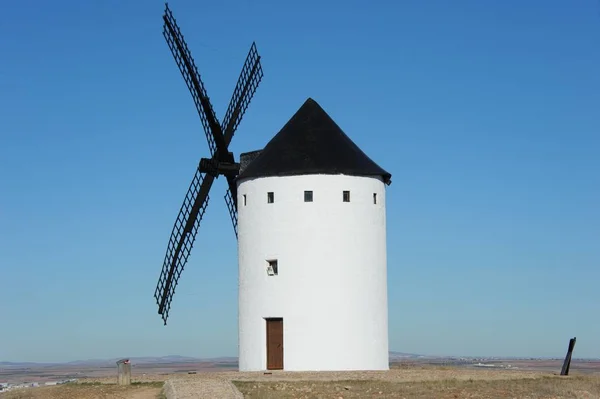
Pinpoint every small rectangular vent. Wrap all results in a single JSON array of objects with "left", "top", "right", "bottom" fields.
[
  {"left": 304, "top": 190, "right": 313, "bottom": 202},
  {"left": 343, "top": 190, "right": 350, "bottom": 202},
  {"left": 267, "top": 259, "right": 278, "bottom": 276}
]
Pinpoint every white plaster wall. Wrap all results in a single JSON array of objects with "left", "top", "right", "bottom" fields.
[{"left": 237, "top": 174, "right": 389, "bottom": 371}]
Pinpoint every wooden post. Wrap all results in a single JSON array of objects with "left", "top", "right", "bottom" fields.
[
  {"left": 560, "top": 337, "right": 576, "bottom": 376},
  {"left": 116, "top": 358, "right": 131, "bottom": 385}
]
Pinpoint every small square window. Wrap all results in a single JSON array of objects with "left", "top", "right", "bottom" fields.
[
  {"left": 343, "top": 190, "right": 350, "bottom": 202},
  {"left": 267, "top": 259, "right": 278, "bottom": 276},
  {"left": 243, "top": 194, "right": 247, "bottom": 206},
  {"left": 373, "top": 193, "right": 377, "bottom": 204},
  {"left": 267, "top": 192, "right": 274, "bottom": 203},
  {"left": 304, "top": 190, "right": 313, "bottom": 202}
]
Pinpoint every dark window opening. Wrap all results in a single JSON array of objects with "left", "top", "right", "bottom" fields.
[
  {"left": 373, "top": 193, "right": 377, "bottom": 204},
  {"left": 267, "top": 192, "right": 274, "bottom": 203},
  {"left": 304, "top": 190, "right": 313, "bottom": 202},
  {"left": 267, "top": 259, "right": 278, "bottom": 276},
  {"left": 343, "top": 190, "right": 350, "bottom": 202},
  {"left": 243, "top": 194, "right": 247, "bottom": 206}
]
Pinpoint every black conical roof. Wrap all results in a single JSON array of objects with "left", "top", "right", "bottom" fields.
[{"left": 237, "top": 98, "right": 391, "bottom": 183}]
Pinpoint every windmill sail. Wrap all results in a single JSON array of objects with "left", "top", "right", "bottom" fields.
[
  {"left": 224, "top": 183, "right": 238, "bottom": 237},
  {"left": 222, "top": 42, "right": 264, "bottom": 146},
  {"left": 220, "top": 42, "right": 264, "bottom": 236},
  {"left": 155, "top": 2, "right": 263, "bottom": 324},
  {"left": 163, "top": 4, "right": 221, "bottom": 156},
  {"left": 155, "top": 168, "right": 215, "bottom": 324}
]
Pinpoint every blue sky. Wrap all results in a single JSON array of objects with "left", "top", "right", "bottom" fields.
[{"left": 1, "top": 0, "right": 599, "bottom": 363}]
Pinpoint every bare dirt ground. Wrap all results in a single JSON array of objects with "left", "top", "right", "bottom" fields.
[
  {"left": 168, "top": 366, "right": 600, "bottom": 398},
  {"left": 233, "top": 375, "right": 600, "bottom": 398},
  {"left": 0, "top": 381, "right": 164, "bottom": 399},
  {"left": 2, "top": 363, "right": 600, "bottom": 398}
]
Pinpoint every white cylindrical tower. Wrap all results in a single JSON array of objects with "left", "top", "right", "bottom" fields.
[{"left": 236, "top": 98, "right": 392, "bottom": 372}]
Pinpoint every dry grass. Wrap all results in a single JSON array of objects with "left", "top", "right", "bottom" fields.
[
  {"left": 233, "top": 375, "right": 600, "bottom": 399},
  {"left": 0, "top": 381, "right": 164, "bottom": 399},
  {"left": 4, "top": 366, "right": 600, "bottom": 399}
]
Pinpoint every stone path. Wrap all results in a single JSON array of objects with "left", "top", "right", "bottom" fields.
[{"left": 163, "top": 378, "right": 244, "bottom": 399}]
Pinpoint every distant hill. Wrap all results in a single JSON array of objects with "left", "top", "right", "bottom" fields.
[
  {"left": 0, "top": 361, "right": 57, "bottom": 368},
  {"left": 4, "top": 352, "right": 596, "bottom": 368},
  {"left": 0, "top": 355, "right": 237, "bottom": 368},
  {"left": 0, "top": 353, "right": 427, "bottom": 368},
  {"left": 3, "top": 353, "right": 413, "bottom": 368},
  {"left": 388, "top": 351, "right": 426, "bottom": 359}
]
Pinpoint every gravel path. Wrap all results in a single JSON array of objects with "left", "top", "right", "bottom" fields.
[
  {"left": 164, "top": 378, "right": 244, "bottom": 399},
  {"left": 162, "top": 367, "right": 550, "bottom": 398}
]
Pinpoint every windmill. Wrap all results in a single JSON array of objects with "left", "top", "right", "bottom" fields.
[
  {"left": 154, "top": 3, "right": 263, "bottom": 325},
  {"left": 154, "top": 4, "right": 392, "bottom": 373}
]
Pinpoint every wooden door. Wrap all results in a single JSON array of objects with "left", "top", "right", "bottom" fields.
[{"left": 266, "top": 318, "right": 283, "bottom": 370}]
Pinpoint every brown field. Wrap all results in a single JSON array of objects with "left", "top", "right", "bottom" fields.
[
  {"left": 0, "top": 381, "right": 164, "bottom": 399},
  {"left": 0, "top": 361, "right": 236, "bottom": 385},
  {"left": 234, "top": 375, "right": 600, "bottom": 398},
  {"left": 1, "top": 361, "right": 599, "bottom": 398}
]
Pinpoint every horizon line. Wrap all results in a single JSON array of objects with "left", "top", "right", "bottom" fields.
[{"left": 3, "top": 352, "right": 599, "bottom": 365}]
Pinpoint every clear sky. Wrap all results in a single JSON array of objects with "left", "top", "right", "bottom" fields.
[{"left": 1, "top": 0, "right": 599, "bottom": 363}]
